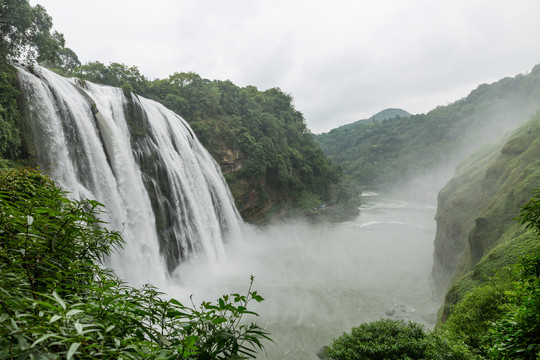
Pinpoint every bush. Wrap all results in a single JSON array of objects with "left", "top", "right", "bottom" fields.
[
  {"left": 328, "top": 319, "right": 425, "bottom": 360},
  {"left": 442, "top": 284, "right": 509, "bottom": 354},
  {"left": 326, "top": 319, "right": 474, "bottom": 360},
  {"left": 0, "top": 168, "right": 270, "bottom": 359},
  {"left": 487, "top": 190, "right": 540, "bottom": 359},
  {"left": 488, "top": 269, "right": 540, "bottom": 359}
]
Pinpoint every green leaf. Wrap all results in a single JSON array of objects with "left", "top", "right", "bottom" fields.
[
  {"left": 66, "top": 309, "right": 83, "bottom": 317},
  {"left": 74, "top": 320, "right": 83, "bottom": 335},
  {"left": 67, "top": 342, "right": 81, "bottom": 360},
  {"left": 52, "top": 291, "right": 66, "bottom": 310},
  {"left": 50, "top": 315, "right": 61, "bottom": 323},
  {"left": 31, "top": 333, "right": 55, "bottom": 346}
]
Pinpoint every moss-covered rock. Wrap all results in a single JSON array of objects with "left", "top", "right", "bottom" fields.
[{"left": 432, "top": 111, "right": 540, "bottom": 297}]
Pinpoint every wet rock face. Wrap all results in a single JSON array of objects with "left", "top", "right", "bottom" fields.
[
  {"left": 316, "top": 346, "right": 329, "bottom": 359},
  {"left": 219, "top": 149, "right": 245, "bottom": 174}
]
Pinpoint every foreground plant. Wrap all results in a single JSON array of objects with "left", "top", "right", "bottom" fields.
[{"left": 0, "top": 168, "right": 270, "bottom": 359}]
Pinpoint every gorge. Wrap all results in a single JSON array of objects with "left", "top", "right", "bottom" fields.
[
  {"left": 2, "top": 1, "right": 540, "bottom": 358},
  {"left": 11, "top": 61, "right": 540, "bottom": 359},
  {"left": 14, "top": 65, "right": 449, "bottom": 359}
]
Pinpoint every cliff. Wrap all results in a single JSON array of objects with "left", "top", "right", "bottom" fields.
[{"left": 432, "top": 110, "right": 540, "bottom": 318}]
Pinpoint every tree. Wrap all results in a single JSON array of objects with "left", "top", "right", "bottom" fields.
[{"left": 0, "top": 0, "right": 65, "bottom": 63}]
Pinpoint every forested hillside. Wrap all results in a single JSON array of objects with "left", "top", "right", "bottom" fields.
[
  {"left": 315, "top": 67, "right": 540, "bottom": 186},
  {"left": 67, "top": 64, "right": 358, "bottom": 222}
]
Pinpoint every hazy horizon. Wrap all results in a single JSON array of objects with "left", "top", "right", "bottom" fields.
[{"left": 29, "top": 0, "right": 540, "bottom": 133}]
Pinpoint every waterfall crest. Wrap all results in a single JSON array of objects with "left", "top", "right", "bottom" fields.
[{"left": 16, "top": 65, "right": 243, "bottom": 287}]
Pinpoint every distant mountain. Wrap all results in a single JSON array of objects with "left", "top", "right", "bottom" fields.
[
  {"left": 314, "top": 64, "right": 540, "bottom": 186},
  {"left": 338, "top": 108, "right": 411, "bottom": 130},
  {"left": 363, "top": 108, "right": 411, "bottom": 123}
]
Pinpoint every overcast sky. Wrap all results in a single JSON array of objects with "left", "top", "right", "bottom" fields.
[{"left": 31, "top": 0, "right": 540, "bottom": 133}]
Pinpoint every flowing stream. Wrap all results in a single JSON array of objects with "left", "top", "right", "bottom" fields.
[{"left": 169, "top": 192, "right": 440, "bottom": 359}]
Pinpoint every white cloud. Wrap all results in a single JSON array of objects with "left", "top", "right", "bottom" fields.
[{"left": 32, "top": 0, "right": 540, "bottom": 133}]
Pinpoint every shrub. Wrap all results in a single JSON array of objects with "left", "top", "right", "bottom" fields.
[
  {"left": 0, "top": 168, "right": 270, "bottom": 359},
  {"left": 327, "top": 319, "right": 426, "bottom": 360},
  {"left": 487, "top": 190, "right": 540, "bottom": 359},
  {"left": 488, "top": 268, "right": 540, "bottom": 359},
  {"left": 442, "top": 284, "right": 509, "bottom": 354},
  {"left": 326, "top": 319, "right": 475, "bottom": 360}
]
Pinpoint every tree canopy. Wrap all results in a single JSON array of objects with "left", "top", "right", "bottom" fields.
[
  {"left": 68, "top": 62, "right": 354, "bottom": 221},
  {"left": 0, "top": 0, "right": 68, "bottom": 64}
]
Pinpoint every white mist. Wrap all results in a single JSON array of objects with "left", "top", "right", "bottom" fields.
[{"left": 168, "top": 193, "right": 440, "bottom": 359}]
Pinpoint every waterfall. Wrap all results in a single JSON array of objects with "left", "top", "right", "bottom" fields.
[{"left": 15, "top": 65, "right": 243, "bottom": 288}]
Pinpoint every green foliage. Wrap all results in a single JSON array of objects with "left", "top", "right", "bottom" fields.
[
  {"left": 488, "top": 261, "right": 540, "bottom": 359},
  {"left": 518, "top": 188, "right": 540, "bottom": 235},
  {"left": 0, "top": 0, "right": 65, "bottom": 63},
  {"left": 70, "top": 62, "right": 148, "bottom": 95},
  {"left": 326, "top": 319, "right": 472, "bottom": 360},
  {"left": 0, "top": 51, "right": 22, "bottom": 160},
  {"left": 436, "top": 187, "right": 540, "bottom": 358},
  {"left": 443, "top": 285, "right": 509, "bottom": 353},
  {"left": 486, "top": 194, "right": 540, "bottom": 359},
  {"left": 0, "top": 168, "right": 270, "bottom": 358},
  {"left": 327, "top": 319, "right": 426, "bottom": 359}
]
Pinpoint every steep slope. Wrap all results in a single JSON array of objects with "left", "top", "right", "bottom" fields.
[
  {"left": 432, "top": 110, "right": 540, "bottom": 309},
  {"left": 315, "top": 65, "right": 540, "bottom": 186}
]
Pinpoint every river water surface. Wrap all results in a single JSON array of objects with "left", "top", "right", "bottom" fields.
[{"left": 169, "top": 192, "right": 440, "bottom": 359}]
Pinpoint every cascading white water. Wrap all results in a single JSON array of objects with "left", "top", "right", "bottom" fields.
[{"left": 16, "top": 65, "right": 243, "bottom": 288}]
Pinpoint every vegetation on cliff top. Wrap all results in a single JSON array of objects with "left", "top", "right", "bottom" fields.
[{"left": 64, "top": 62, "right": 357, "bottom": 222}]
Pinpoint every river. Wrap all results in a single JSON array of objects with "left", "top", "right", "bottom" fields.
[{"left": 168, "top": 192, "right": 441, "bottom": 359}]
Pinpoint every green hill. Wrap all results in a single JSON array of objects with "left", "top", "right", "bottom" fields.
[
  {"left": 314, "top": 66, "right": 540, "bottom": 186},
  {"left": 433, "top": 110, "right": 540, "bottom": 297},
  {"left": 431, "top": 111, "right": 540, "bottom": 357}
]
